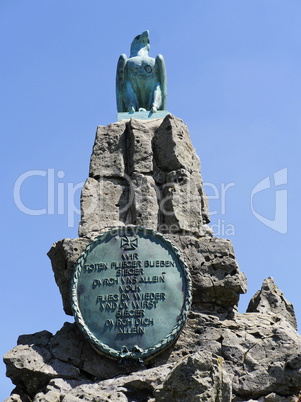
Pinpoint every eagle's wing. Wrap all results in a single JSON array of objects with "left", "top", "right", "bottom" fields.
[
  {"left": 155, "top": 54, "right": 167, "bottom": 110},
  {"left": 116, "top": 54, "right": 127, "bottom": 112}
]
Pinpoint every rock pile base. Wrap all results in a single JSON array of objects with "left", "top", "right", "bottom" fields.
[{"left": 4, "top": 116, "right": 301, "bottom": 401}]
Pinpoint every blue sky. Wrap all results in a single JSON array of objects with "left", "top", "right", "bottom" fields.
[{"left": 1, "top": 0, "right": 301, "bottom": 397}]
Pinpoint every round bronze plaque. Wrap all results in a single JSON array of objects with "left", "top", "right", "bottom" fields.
[{"left": 71, "top": 226, "right": 192, "bottom": 362}]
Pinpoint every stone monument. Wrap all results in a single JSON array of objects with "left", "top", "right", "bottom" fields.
[{"left": 4, "top": 31, "right": 301, "bottom": 401}]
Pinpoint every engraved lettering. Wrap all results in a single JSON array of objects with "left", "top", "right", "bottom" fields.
[
  {"left": 96, "top": 294, "right": 119, "bottom": 303},
  {"left": 118, "top": 301, "right": 129, "bottom": 309},
  {"left": 135, "top": 318, "right": 154, "bottom": 326},
  {"left": 115, "top": 318, "right": 132, "bottom": 326},
  {"left": 139, "top": 275, "right": 165, "bottom": 283},
  {"left": 119, "top": 285, "right": 141, "bottom": 293},
  {"left": 116, "top": 309, "right": 144, "bottom": 318},
  {"left": 133, "top": 292, "right": 165, "bottom": 301},
  {"left": 92, "top": 278, "right": 118, "bottom": 288},
  {"left": 83, "top": 263, "right": 108, "bottom": 273},
  {"left": 102, "top": 278, "right": 118, "bottom": 286},
  {"left": 99, "top": 302, "right": 118, "bottom": 311},
  {"left": 121, "top": 277, "right": 137, "bottom": 285},
  {"left": 131, "top": 300, "right": 158, "bottom": 309},
  {"left": 92, "top": 279, "right": 101, "bottom": 288},
  {"left": 144, "top": 260, "right": 175, "bottom": 268},
  {"left": 116, "top": 268, "right": 144, "bottom": 276},
  {"left": 121, "top": 253, "right": 139, "bottom": 261},
  {"left": 111, "top": 261, "right": 142, "bottom": 269},
  {"left": 72, "top": 228, "right": 191, "bottom": 359},
  {"left": 117, "top": 326, "right": 145, "bottom": 334}
]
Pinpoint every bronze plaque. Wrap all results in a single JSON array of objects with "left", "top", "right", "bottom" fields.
[{"left": 71, "top": 227, "right": 191, "bottom": 363}]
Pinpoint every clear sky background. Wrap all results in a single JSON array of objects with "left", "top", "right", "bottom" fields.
[{"left": 1, "top": 0, "right": 301, "bottom": 398}]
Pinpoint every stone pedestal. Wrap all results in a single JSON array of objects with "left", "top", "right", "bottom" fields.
[{"left": 4, "top": 115, "right": 301, "bottom": 401}]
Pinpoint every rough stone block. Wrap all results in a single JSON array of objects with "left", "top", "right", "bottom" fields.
[
  {"left": 47, "top": 238, "right": 90, "bottom": 315},
  {"left": 4, "top": 308, "right": 301, "bottom": 400},
  {"left": 3, "top": 344, "right": 80, "bottom": 397},
  {"left": 160, "top": 169, "right": 205, "bottom": 235},
  {"left": 83, "top": 116, "right": 209, "bottom": 234},
  {"left": 130, "top": 172, "right": 159, "bottom": 229},
  {"left": 191, "top": 170, "right": 210, "bottom": 224},
  {"left": 247, "top": 277, "right": 297, "bottom": 330},
  {"left": 89, "top": 121, "right": 126, "bottom": 178},
  {"left": 31, "top": 362, "right": 173, "bottom": 401},
  {"left": 153, "top": 114, "right": 200, "bottom": 173},
  {"left": 166, "top": 235, "right": 247, "bottom": 307},
  {"left": 49, "top": 323, "right": 84, "bottom": 367},
  {"left": 167, "top": 311, "right": 301, "bottom": 399},
  {"left": 18, "top": 330, "right": 52, "bottom": 348},
  {"left": 127, "top": 118, "right": 160, "bottom": 174},
  {"left": 155, "top": 351, "right": 232, "bottom": 401},
  {"left": 78, "top": 177, "right": 129, "bottom": 237}
]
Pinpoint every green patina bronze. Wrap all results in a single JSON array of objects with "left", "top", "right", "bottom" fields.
[
  {"left": 71, "top": 227, "right": 191, "bottom": 363},
  {"left": 116, "top": 30, "right": 167, "bottom": 119}
]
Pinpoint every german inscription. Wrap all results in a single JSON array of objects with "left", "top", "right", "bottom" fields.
[{"left": 71, "top": 227, "right": 192, "bottom": 362}]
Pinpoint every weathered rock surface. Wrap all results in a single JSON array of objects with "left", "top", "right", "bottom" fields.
[
  {"left": 247, "top": 277, "right": 297, "bottom": 330},
  {"left": 153, "top": 115, "right": 201, "bottom": 174},
  {"left": 47, "top": 238, "right": 90, "bottom": 315},
  {"left": 79, "top": 177, "right": 129, "bottom": 237},
  {"left": 4, "top": 115, "right": 301, "bottom": 401},
  {"left": 79, "top": 114, "right": 209, "bottom": 237},
  {"left": 165, "top": 235, "right": 247, "bottom": 307},
  {"left": 4, "top": 342, "right": 80, "bottom": 398},
  {"left": 154, "top": 351, "right": 232, "bottom": 401},
  {"left": 127, "top": 118, "right": 159, "bottom": 174},
  {"left": 130, "top": 173, "right": 159, "bottom": 229},
  {"left": 89, "top": 121, "right": 127, "bottom": 178},
  {"left": 4, "top": 308, "right": 301, "bottom": 401},
  {"left": 18, "top": 351, "right": 231, "bottom": 401},
  {"left": 162, "top": 168, "right": 208, "bottom": 234}
]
